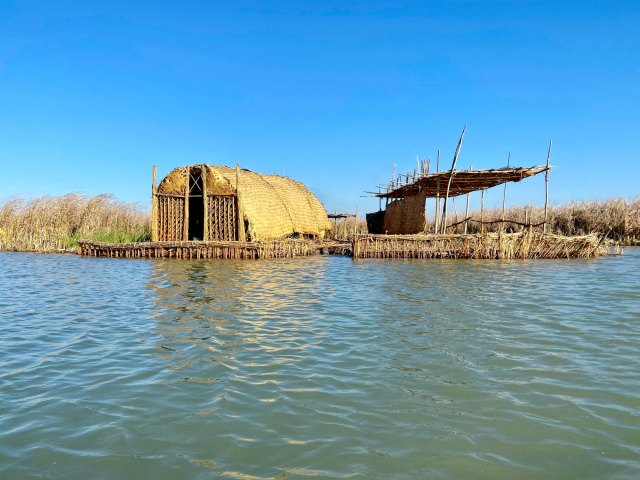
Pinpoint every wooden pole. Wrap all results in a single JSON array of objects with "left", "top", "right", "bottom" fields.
[
  {"left": 464, "top": 192, "right": 470, "bottom": 235},
  {"left": 502, "top": 152, "right": 510, "bottom": 233},
  {"left": 481, "top": 189, "right": 485, "bottom": 235},
  {"left": 151, "top": 165, "right": 158, "bottom": 241},
  {"left": 441, "top": 124, "right": 467, "bottom": 233},
  {"left": 435, "top": 149, "right": 440, "bottom": 233},
  {"left": 378, "top": 176, "right": 382, "bottom": 211},
  {"left": 543, "top": 140, "right": 552, "bottom": 234}
]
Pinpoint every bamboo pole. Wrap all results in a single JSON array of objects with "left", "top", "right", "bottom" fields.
[
  {"left": 543, "top": 140, "right": 552, "bottom": 234},
  {"left": 151, "top": 165, "right": 158, "bottom": 241},
  {"left": 441, "top": 124, "right": 467, "bottom": 233},
  {"left": 435, "top": 150, "right": 440, "bottom": 233}
]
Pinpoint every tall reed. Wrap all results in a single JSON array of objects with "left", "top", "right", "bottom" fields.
[
  {"left": 0, "top": 194, "right": 150, "bottom": 252},
  {"left": 327, "top": 217, "right": 368, "bottom": 241}
]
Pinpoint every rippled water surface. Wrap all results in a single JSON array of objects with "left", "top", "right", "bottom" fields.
[{"left": 1, "top": 250, "right": 639, "bottom": 479}]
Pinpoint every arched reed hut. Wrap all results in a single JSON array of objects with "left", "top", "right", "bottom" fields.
[{"left": 151, "top": 164, "right": 331, "bottom": 242}]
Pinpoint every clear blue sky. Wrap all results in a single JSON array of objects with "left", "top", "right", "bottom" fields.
[{"left": 1, "top": 0, "right": 638, "bottom": 214}]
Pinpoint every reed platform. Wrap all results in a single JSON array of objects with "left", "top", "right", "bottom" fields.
[
  {"left": 78, "top": 239, "right": 351, "bottom": 259},
  {"left": 352, "top": 231, "right": 611, "bottom": 260}
]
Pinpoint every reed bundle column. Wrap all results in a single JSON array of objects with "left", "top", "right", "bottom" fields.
[
  {"left": 183, "top": 169, "right": 189, "bottom": 241},
  {"left": 236, "top": 163, "right": 246, "bottom": 242},
  {"left": 151, "top": 165, "right": 158, "bottom": 242},
  {"left": 203, "top": 166, "right": 209, "bottom": 241}
]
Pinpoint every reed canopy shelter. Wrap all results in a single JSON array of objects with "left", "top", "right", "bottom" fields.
[
  {"left": 368, "top": 165, "right": 550, "bottom": 235},
  {"left": 151, "top": 164, "right": 331, "bottom": 242}
]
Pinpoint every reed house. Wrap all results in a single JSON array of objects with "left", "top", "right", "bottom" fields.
[{"left": 151, "top": 164, "right": 331, "bottom": 242}]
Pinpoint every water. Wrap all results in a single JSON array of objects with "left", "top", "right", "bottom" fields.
[{"left": 1, "top": 250, "right": 639, "bottom": 479}]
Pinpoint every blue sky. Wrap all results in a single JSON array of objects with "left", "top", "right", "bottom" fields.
[{"left": 1, "top": 0, "right": 638, "bottom": 214}]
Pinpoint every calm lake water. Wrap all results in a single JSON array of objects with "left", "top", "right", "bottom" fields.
[{"left": 1, "top": 250, "right": 639, "bottom": 479}]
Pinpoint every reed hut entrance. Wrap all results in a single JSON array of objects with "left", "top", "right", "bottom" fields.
[{"left": 188, "top": 168, "right": 204, "bottom": 240}]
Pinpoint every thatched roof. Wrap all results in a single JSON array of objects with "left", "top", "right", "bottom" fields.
[
  {"left": 377, "top": 165, "right": 549, "bottom": 199},
  {"left": 157, "top": 165, "right": 331, "bottom": 240}
]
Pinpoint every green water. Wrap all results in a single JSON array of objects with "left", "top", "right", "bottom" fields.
[{"left": 1, "top": 250, "right": 639, "bottom": 479}]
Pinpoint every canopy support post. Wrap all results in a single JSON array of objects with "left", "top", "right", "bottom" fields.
[{"left": 441, "top": 125, "right": 466, "bottom": 233}]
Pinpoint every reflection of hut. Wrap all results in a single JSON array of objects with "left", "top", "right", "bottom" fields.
[{"left": 152, "top": 164, "right": 331, "bottom": 242}]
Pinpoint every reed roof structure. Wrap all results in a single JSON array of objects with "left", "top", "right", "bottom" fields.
[{"left": 377, "top": 165, "right": 549, "bottom": 199}]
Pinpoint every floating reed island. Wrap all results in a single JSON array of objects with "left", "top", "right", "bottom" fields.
[
  {"left": 353, "top": 232, "right": 612, "bottom": 260},
  {"left": 79, "top": 163, "right": 346, "bottom": 259},
  {"left": 77, "top": 132, "right": 619, "bottom": 260},
  {"left": 358, "top": 127, "right": 618, "bottom": 259}
]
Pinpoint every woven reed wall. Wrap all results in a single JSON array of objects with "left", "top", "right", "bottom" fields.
[
  {"left": 382, "top": 192, "right": 427, "bottom": 234},
  {"left": 207, "top": 195, "right": 237, "bottom": 241},
  {"left": 158, "top": 195, "right": 185, "bottom": 241}
]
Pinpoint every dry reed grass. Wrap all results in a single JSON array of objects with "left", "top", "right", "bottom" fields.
[
  {"left": 0, "top": 194, "right": 150, "bottom": 252},
  {"left": 327, "top": 217, "right": 368, "bottom": 241},
  {"left": 431, "top": 197, "right": 640, "bottom": 245}
]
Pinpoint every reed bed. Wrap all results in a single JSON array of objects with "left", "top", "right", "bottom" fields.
[
  {"left": 0, "top": 194, "right": 150, "bottom": 252},
  {"left": 431, "top": 198, "right": 640, "bottom": 245},
  {"left": 354, "top": 232, "right": 610, "bottom": 260}
]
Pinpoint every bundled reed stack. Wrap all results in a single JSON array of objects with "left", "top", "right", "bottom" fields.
[{"left": 353, "top": 231, "right": 611, "bottom": 260}]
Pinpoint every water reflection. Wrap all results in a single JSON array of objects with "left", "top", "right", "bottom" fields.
[
  {"left": 148, "top": 257, "right": 331, "bottom": 380},
  {"left": 2, "top": 251, "right": 638, "bottom": 479}
]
